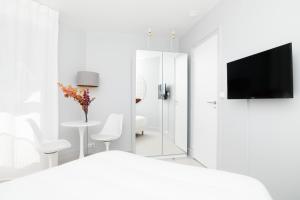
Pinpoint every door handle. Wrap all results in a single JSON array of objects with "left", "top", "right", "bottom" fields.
[
  {"left": 158, "top": 84, "right": 169, "bottom": 100},
  {"left": 207, "top": 101, "right": 217, "bottom": 105}
]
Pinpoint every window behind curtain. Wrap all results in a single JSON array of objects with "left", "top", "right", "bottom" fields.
[{"left": 0, "top": 0, "right": 59, "bottom": 180}]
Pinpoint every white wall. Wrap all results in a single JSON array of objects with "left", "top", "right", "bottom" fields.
[
  {"left": 85, "top": 32, "right": 178, "bottom": 153},
  {"left": 180, "top": 0, "right": 300, "bottom": 200},
  {"left": 58, "top": 23, "right": 86, "bottom": 163},
  {"left": 57, "top": 27, "right": 177, "bottom": 159}
]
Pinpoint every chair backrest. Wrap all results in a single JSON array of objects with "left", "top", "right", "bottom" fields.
[
  {"left": 102, "top": 113, "right": 124, "bottom": 138},
  {"left": 26, "top": 119, "right": 44, "bottom": 144}
]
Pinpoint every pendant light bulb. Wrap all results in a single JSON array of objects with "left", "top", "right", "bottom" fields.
[
  {"left": 170, "top": 30, "right": 176, "bottom": 40},
  {"left": 147, "top": 28, "right": 153, "bottom": 38}
]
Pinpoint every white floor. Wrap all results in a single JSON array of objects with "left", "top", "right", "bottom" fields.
[
  {"left": 136, "top": 130, "right": 185, "bottom": 156},
  {"left": 162, "top": 157, "right": 205, "bottom": 167},
  {"left": 135, "top": 130, "right": 204, "bottom": 168}
]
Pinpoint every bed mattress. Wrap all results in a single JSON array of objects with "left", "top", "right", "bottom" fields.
[{"left": 0, "top": 151, "right": 272, "bottom": 200}]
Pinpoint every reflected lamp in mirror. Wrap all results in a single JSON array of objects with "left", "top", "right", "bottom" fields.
[
  {"left": 76, "top": 71, "right": 99, "bottom": 87},
  {"left": 136, "top": 76, "right": 147, "bottom": 103}
]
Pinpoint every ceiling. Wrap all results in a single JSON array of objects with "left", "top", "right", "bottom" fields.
[{"left": 36, "top": 0, "right": 220, "bottom": 37}]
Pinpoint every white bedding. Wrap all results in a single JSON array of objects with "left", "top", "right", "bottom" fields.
[{"left": 0, "top": 151, "right": 272, "bottom": 200}]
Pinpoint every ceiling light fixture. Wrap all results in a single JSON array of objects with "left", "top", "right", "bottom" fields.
[
  {"left": 170, "top": 30, "right": 176, "bottom": 40},
  {"left": 147, "top": 28, "right": 153, "bottom": 38},
  {"left": 146, "top": 28, "right": 153, "bottom": 49},
  {"left": 170, "top": 30, "right": 176, "bottom": 51}
]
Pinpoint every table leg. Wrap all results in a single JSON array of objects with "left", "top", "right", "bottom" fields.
[{"left": 79, "top": 127, "right": 85, "bottom": 158}]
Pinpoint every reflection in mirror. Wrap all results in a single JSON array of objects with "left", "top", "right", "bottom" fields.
[
  {"left": 135, "top": 50, "right": 163, "bottom": 156},
  {"left": 136, "top": 76, "right": 147, "bottom": 103},
  {"left": 135, "top": 50, "right": 188, "bottom": 157},
  {"left": 162, "top": 52, "right": 188, "bottom": 156}
]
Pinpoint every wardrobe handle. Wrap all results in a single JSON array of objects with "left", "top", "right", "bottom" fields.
[{"left": 207, "top": 101, "right": 217, "bottom": 105}]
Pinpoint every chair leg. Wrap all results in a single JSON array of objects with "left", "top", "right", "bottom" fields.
[
  {"left": 104, "top": 142, "right": 110, "bottom": 151},
  {"left": 46, "top": 152, "right": 58, "bottom": 168},
  {"left": 47, "top": 153, "right": 53, "bottom": 168}
]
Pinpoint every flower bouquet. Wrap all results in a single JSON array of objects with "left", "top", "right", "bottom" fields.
[{"left": 58, "top": 83, "right": 95, "bottom": 122}]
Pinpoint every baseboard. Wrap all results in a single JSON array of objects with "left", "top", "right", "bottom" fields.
[{"left": 148, "top": 153, "right": 187, "bottom": 159}]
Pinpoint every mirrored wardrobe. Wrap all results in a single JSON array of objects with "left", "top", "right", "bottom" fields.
[{"left": 135, "top": 50, "right": 188, "bottom": 157}]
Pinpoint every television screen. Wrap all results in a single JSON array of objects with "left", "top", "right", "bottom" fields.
[{"left": 227, "top": 43, "right": 293, "bottom": 99}]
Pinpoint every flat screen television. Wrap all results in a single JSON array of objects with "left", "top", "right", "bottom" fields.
[{"left": 227, "top": 43, "right": 293, "bottom": 99}]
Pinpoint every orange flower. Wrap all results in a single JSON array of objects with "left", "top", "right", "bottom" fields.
[{"left": 58, "top": 83, "right": 95, "bottom": 116}]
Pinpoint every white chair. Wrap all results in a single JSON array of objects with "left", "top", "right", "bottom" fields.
[
  {"left": 27, "top": 119, "right": 71, "bottom": 168},
  {"left": 90, "top": 113, "right": 123, "bottom": 151}
]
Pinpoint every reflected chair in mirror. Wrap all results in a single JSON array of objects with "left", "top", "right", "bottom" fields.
[
  {"left": 27, "top": 119, "right": 71, "bottom": 168},
  {"left": 90, "top": 113, "right": 123, "bottom": 151},
  {"left": 136, "top": 115, "right": 146, "bottom": 136}
]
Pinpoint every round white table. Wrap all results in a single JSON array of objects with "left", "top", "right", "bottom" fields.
[{"left": 61, "top": 121, "right": 101, "bottom": 158}]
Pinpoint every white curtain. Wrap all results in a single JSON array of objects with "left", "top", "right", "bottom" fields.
[{"left": 0, "top": 0, "right": 59, "bottom": 179}]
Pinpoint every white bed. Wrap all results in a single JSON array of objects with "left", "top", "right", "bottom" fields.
[{"left": 0, "top": 151, "right": 272, "bottom": 200}]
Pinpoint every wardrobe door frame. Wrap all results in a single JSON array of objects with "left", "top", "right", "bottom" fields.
[{"left": 131, "top": 50, "right": 188, "bottom": 158}]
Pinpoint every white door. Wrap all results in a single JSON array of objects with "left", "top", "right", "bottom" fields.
[
  {"left": 190, "top": 33, "right": 218, "bottom": 169},
  {"left": 174, "top": 54, "right": 188, "bottom": 152}
]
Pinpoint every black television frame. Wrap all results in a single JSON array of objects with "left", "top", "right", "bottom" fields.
[{"left": 227, "top": 43, "right": 293, "bottom": 99}]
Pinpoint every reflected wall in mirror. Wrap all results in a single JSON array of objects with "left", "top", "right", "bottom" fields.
[
  {"left": 136, "top": 76, "right": 147, "bottom": 103},
  {"left": 135, "top": 50, "right": 188, "bottom": 157}
]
